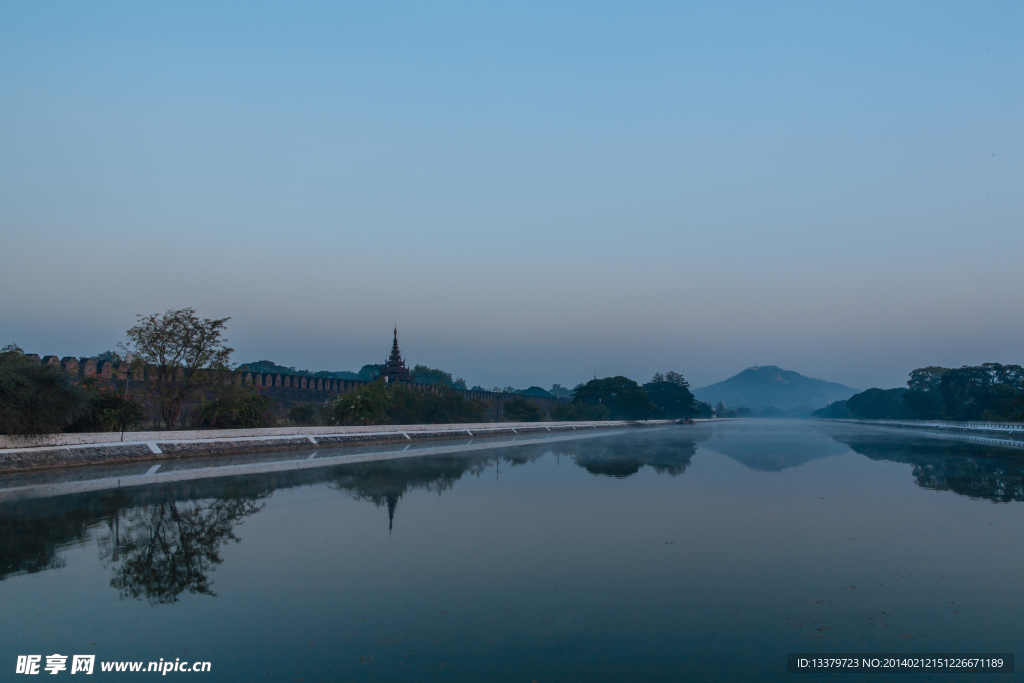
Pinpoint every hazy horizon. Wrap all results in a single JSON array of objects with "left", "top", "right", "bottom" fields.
[{"left": 2, "top": 2, "right": 1021, "bottom": 392}]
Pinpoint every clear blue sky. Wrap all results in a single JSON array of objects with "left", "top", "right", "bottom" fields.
[{"left": 2, "top": 2, "right": 1021, "bottom": 390}]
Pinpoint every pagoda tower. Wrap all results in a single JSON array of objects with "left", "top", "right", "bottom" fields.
[{"left": 379, "top": 327, "right": 411, "bottom": 383}]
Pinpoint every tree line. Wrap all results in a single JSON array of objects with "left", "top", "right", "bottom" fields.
[
  {"left": 2, "top": 308, "right": 707, "bottom": 435},
  {"left": 2, "top": 308, "right": 240, "bottom": 435},
  {"left": 814, "top": 364, "right": 1024, "bottom": 422},
  {"left": 548, "top": 372, "right": 704, "bottom": 422}
]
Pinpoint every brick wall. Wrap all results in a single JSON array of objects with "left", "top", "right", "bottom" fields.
[{"left": 20, "top": 353, "right": 568, "bottom": 422}]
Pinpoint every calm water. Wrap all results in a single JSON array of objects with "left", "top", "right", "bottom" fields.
[{"left": 2, "top": 420, "right": 1023, "bottom": 681}]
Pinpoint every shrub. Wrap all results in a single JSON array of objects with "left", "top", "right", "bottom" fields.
[
  {"left": 692, "top": 401, "right": 713, "bottom": 418},
  {"left": 66, "top": 379, "right": 146, "bottom": 432},
  {"left": 388, "top": 384, "right": 486, "bottom": 424},
  {"left": 503, "top": 398, "right": 544, "bottom": 422},
  {"left": 550, "top": 402, "right": 610, "bottom": 421},
  {"left": 0, "top": 345, "right": 88, "bottom": 435},
  {"left": 192, "top": 383, "right": 276, "bottom": 429},
  {"left": 288, "top": 403, "right": 322, "bottom": 426},
  {"left": 812, "top": 400, "right": 852, "bottom": 419},
  {"left": 570, "top": 376, "right": 658, "bottom": 420},
  {"left": 846, "top": 388, "right": 909, "bottom": 419},
  {"left": 330, "top": 381, "right": 487, "bottom": 426},
  {"left": 331, "top": 380, "right": 392, "bottom": 426},
  {"left": 1006, "top": 393, "right": 1024, "bottom": 421}
]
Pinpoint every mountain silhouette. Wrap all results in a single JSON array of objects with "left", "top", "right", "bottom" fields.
[
  {"left": 693, "top": 365, "right": 858, "bottom": 412},
  {"left": 700, "top": 422, "right": 849, "bottom": 471}
]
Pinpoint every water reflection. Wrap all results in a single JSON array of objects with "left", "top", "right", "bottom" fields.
[
  {"left": 0, "top": 431, "right": 708, "bottom": 595},
  {"left": 1, "top": 480, "right": 271, "bottom": 598},
  {"left": 100, "top": 492, "right": 269, "bottom": 604},
  {"left": 700, "top": 422, "right": 848, "bottom": 471},
  {"left": 328, "top": 453, "right": 530, "bottom": 531},
  {"left": 820, "top": 424, "right": 1024, "bottom": 503},
  {"left": 3, "top": 423, "right": 1021, "bottom": 606},
  {"left": 557, "top": 430, "right": 707, "bottom": 477}
]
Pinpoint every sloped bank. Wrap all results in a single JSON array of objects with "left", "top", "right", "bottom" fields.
[
  {"left": 814, "top": 418, "right": 1024, "bottom": 449},
  {"left": 814, "top": 418, "right": 1023, "bottom": 436},
  {"left": 0, "top": 420, "right": 687, "bottom": 473}
]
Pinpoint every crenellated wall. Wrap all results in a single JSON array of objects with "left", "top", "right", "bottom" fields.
[
  {"left": 236, "top": 370, "right": 567, "bottom": 416},
  {"left": 19, "top": 353, "right": 568, "bottom": 418}
]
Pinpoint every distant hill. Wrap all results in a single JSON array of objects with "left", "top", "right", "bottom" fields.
[{"left": 693, "top": 366, "right": 858, "bottom": 412}]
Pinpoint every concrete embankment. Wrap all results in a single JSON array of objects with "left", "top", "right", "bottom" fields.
[
  {"left": 816, "top": 418, "right": 1024, "bottom": 448},
  {"left": 815, "top": 418, "right": 1023, "bottom": 436},
  {"left": 0, "top": 420, "right": 685, "bottom": 474}
]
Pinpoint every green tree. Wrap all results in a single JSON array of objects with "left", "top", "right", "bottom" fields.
[
  {"left": 0, "top": 345, "right": 88, "bottom": 435},
  {"left": 125, "top": 308, "right": 233, "bottom": 430},
  {"left": 357, "top": 364, "right": 383, "bottom": 381},
  {"left": 571, "top": 376, "right": 659, "bottom": 420},
  {"left": 411, "top": 365, "right": 455, "bottom": 386},
  {"left": 903, "top": 389, "right": 943, "bottom": 419},
  {"left": 331, "top": 380, "right": 392, "bottom": 425},
  {"left": 642, "top": 371, "right": 697, "bottom": 418},
  {"left": 66, "top": 378, "right": 145, "bottom": 432},
  {"left": 901, "top": 366, "right": 951, "bottom": 419},
  {"left": 386, "top": 384, "right": 485, "bottom": 424},
  {"left": 407, "top": 366, "right": 467, "bottom": 390},
  {"left": 330, "top": 381, "right": 486, "bottom": 426},
  {"left": 551, "top": 402, "right": 610, "bottom": 421},
  {"left": 846, "top": 388, "right": 909, "bottom": 419},
  {"left": 692, "top": 401, "right": 714, "bottom": 418},
  {"left": 812, "top": 400, "right": 852, "bottom": 419},
  {"left": 503, "top": 398, "right": 544, "bottom": 422},
  {"left": 237, "top": 360, "right": 298, "bottom": 375},
  {"left": 940, "top": 363, "right": 1024, "bottom": 421},
  {"left": 288, "top": 403, "right": 321, "bottom": 426},
  {"left": 517, "top": 386, "right": 553, "bottom": 397},
  {"left": 907, "top": 366, "right": 951, "bottom": 392},
  {"left": 549, "top": 384, "right": 573, "bottom": 398},
  {"left": 192, "top": 383, "right": 276, "bottom": 429},
  {"left": 1006, "top": 393, "right": 1024, "bottom": 421}
]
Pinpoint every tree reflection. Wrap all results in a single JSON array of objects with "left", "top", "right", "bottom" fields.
[
  {"left": 0, "top": 507, "right": 74, "bottom": 580},
  {"left": 821, "top": 426, "right": 1024, "bottom": 503},
  {"left": 99, "top": 489, "right": 268, "bottom": 604},
  {"left": 558, "top": 430, "right": 707, "bottom": 478},
  {"left": 0, "top": 479, "right": 268, "bottom": 605},
  {"left": 0, "top": 489, "right": 134, "bottom": 582},
  {"left": 0, "top": 428, "right": 707, "bottom": 592},
  {"left": 322, "top": 430, "right": 705, "bottom": 527}
]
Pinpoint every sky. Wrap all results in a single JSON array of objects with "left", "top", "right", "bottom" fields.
[{"left": 1, "top": 1, "right": 1021, "bottom": 391}]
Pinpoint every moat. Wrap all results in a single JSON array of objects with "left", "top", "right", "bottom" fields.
[{"left": 2, "top": 420, "right": 1022, "bottom": 681}]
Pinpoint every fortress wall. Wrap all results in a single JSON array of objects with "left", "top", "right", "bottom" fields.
[{"left": 21, "top": 352, "right": 568, "bottom": 420}]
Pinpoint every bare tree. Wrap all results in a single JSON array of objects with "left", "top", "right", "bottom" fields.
[{"left": 125, "top": 308, "right": 233, "bottom": 430}]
